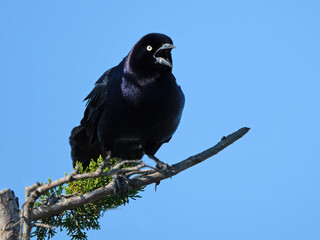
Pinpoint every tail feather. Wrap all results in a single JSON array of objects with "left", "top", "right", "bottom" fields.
[{"left": 69, "top": 126, "right": 101, "bottom": 168}]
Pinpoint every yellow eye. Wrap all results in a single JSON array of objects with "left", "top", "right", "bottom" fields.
[{"left": 146, "top": 45, "right": 152, "bottom": 51}]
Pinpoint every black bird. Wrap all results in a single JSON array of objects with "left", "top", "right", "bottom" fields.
[{"left": 69, "top": 33, "right": 185, "bottom": 169}]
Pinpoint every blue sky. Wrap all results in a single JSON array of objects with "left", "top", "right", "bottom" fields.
[{"left": 1, "top": 1, "right": 319, "bottom": 239}]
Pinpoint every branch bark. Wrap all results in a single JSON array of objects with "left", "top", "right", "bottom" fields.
[
  {"left": 31, "top": 127, "right": 250, "bottom": 221},
  {"left": 0, "top": 189, "right": 20, "bottom": 240},
  {"left": 0, "top": 127, "right": 249, "bottom": 239}
]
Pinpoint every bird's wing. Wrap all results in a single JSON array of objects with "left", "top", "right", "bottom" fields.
[
  {"left": 81, "top": 60, "right": 124, "bottom": 145},
  {"left": 81, "top": 84, "right": 106, "bottom": 145}
]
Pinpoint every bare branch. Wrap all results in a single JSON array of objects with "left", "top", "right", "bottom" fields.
[
  {"left": 32, "top": 223, "right": 55, "bottom": 231},
  {"left": 21, "top": 182, "right": 42, "bottom": 240},
  {"left": 31, "top": 127, "right": 250, "bottom": 221}
]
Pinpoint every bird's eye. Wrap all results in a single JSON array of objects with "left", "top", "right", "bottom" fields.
[{"left": 146, "top": 45, "right": 152, "bottom": 51}]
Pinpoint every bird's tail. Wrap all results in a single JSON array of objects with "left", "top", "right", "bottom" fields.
[{"left": 69, "top": 125, "right": 101, "bottom": 168}]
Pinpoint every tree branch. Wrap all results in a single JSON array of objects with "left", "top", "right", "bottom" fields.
[
  {"left": 32, "top": 223, "right": 55, "bottom": 231},
  {"left": 0, "top": 189, "right": 20, "bottom": 240},
  {"left": 31, "top": 127, "right": 250, "bottom": 221}
]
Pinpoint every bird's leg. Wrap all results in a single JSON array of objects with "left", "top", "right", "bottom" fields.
[
  {"left": 98, "top": 151, "right": 112, "bottom": 172},
  {"left": 105, "top": 151, "right": 112, "bottom": 160},
  {"left": 113, "top": 174, "right": 136, "bottom": 205},
  {"left": 100, "top": 150, "right": 131, "bottom": 204},
  {"left": 147, "top": 155, "right": 172, "bottom": 172},
  {"left": 113, "top": 175, "right": 131, "bottom": 205},
  {"left": 111, "top": 157, "right": 136, "bottom": 205}
]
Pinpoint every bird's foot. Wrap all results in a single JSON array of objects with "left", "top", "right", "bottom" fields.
[
  {"left": 113, "top": 175, "right": 133, "bottom": 205},
  {"left": 156, "top": 162, "right": 175, "bottom": 179},
  {"left": 155, "top": 161, "right": 172, "bottom": 172},
  {"left": 148, "top": 155, "right": 174, "bottom": 177}
]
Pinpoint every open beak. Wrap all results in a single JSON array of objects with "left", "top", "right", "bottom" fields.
[{"left": 153, "top": 43, "right": 176, "bottom": 68}]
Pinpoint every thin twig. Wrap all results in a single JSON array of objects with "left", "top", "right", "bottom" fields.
[{"left": 33, "top": 223, "right": 55, "bottom": 231}]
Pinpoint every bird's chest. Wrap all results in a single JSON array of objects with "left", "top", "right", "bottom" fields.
[{"left": 122, "top": 80, "right": 175, "bottom": 119}]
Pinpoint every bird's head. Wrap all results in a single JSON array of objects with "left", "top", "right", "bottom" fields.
[{"left": 126, "top": 33, "right": 175, "bottom": 76}]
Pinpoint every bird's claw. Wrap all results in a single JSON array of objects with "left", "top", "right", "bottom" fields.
[
  {"left": 155, "top": 162, "right": 175, "bottom": 178},
  {"left": 147, "top": 154, "right": 174, "bottom": 177},
  {"left": 113, "top": 175, "right": 133, "bottom": 205},
  {"left": 156, "top": 162, "right": 171, "bottom": 171}
]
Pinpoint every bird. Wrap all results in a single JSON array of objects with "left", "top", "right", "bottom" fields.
[{"left": 69, "top": 33, "right": 185, "bottom": 170}]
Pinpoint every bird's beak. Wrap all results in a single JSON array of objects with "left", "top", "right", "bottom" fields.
[{"left": 153, "top": 43, "right": 176, "bottom": 68}]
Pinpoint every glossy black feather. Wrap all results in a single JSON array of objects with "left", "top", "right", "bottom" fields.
[{"left": 70, "top": 33, "right": 185, "bottom": 168}]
